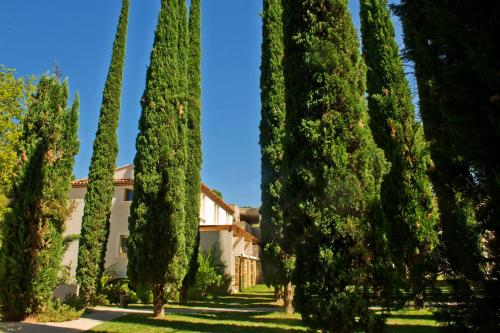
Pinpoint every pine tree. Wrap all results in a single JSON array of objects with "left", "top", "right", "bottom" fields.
[
  {"left": 395, "top": 0, "right": 499, "bottom": 330},
  {"left": 259, "top": 0, "right": 293, "bottom": 311},
  {"left": 0, "top": 75, "right": 79, "bottom": 320},
  {"left": 281, "top": 0, "right": 389, "bottom": 331},
  {"left": 359, "top": 0, "right": 439, "bottom": 304},
  {"left": 76, "top": 0, "right": 129, "bottom": 304},
  {"left": 128, "top": 0, "right": 188, "bottom": 318},
  {"left": 180, "top": 0, "right": 203, "bottom": 304}
]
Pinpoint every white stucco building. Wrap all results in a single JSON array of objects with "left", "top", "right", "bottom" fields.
[{"left": 63, "top": 164, "right": 261, "bottom": 292}]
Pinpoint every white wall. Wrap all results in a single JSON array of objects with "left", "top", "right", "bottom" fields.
[
  {"left": 199, "top": 194, "right": 233, "bottom": 226},
  {"left": 199, "top": 230, "right": 233, "bottom": 277},
  {"left": 61, "top": 187, "right": 86, "bottom": 282},
  {"left": 114, "top": 165, "right": 134, "bottom": 179},
  {"left": 64, "top": 166, "right": 239, "bottom": 280},
  {"left": 104, "top": 185, "right": 132, "bottom": 278},
  {"left": 62, "top": 184, "right": 134, "bottom": 280}
]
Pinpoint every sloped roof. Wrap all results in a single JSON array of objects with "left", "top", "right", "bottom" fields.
[{"left": 72, "top": 164, "right": 235, "bottom": 214}]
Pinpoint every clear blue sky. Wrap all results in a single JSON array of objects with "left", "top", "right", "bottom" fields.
[{"left": 0, "top": 0, "right": 405, "bottom": 207}]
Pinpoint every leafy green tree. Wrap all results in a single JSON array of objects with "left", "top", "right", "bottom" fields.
[
  {"left": 259, "top": 0, "right": 294, "bottom": 312},
  {"left": 359, "top": 0, "right": 439, "bottom": 305},
  {"left": 0, "top": 67, "right": 34, "bottom": 227},
  {"left": 394, "top": 0, "right": 499, "bottom": 330},
  {"left": 76, "top": 0, "right": 130, "bottom": 304},
  {"left": 128, "top": 0, "right": 188, "bottom": 318},
  {"left": 281, "top": 0, "right": 389, "bottom": 331},
  {"left": 180, "top": 0, "right": 203, "bottom": 304},
  {"left": 0, "top": 75, "right": 79, "bottom": 320}
]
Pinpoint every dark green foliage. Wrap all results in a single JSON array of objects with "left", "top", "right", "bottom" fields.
[
  {"left": 136, "top": 286, "right": 153, "bottom": 304},
  {"left": 101, "top": 278, "right": 137, "bottom": 305},
  {"left": 359, "top": 0, "right": 439, "bottom": 303},
  {"left": 35, "top": 299, "right": 84, "bottom": 323},
  {"left": 259, "top": 0, "right": 292, "bottom": 290},
  {"left": 281, "top": 0, "right": 389, "bottom": 331},
  {"left": 210, "top": 189, "right": 223, "bottom": 200},
  {"left": 188, "top": 249, "right": 231, "bottom": 299},
  {"left": 0, "top": 75, "right": 79, "bottom": 320},
  {"left": 76, "top": 0, "right": 129, "bottom": 304},
  {"left": 395, "top": 0, "right": 499, "bottom": 330},
  {"left": 128, "top": 0, "right": 188, "bottom": 317},
  {"left": 180, "top": 0, "right": 203, "bottom": 303}
]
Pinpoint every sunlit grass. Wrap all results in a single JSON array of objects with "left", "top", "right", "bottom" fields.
[{"left": 90, "top": 285, "right": 442, "bottom": 333}]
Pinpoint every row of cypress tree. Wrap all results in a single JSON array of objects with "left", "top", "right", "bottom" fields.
[
  {"left": 394, "top": 1, "right": 500, "bottom": 330},
  {"left": 260, "top": 0, "right": 498, "bottom": 331},
  {"left": 0, "top": 0, "right": 203, "bottom": 320},
  {"left": 75, "top": 0, "right": 203, "bottom": 316}
]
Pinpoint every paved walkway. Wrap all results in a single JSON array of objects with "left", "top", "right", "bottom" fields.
[
  {"left": 0, "top": 307, "right": 127, "bottom": 333},
  {"left": 0, "top": 305, "right": 278, "bottom": 332}
]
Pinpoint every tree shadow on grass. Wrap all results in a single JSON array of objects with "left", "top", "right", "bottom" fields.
[
  {"left": 91, "top": 313, "right": 306, "bottom": 333},
  {"left": 185, "top": 301, "right": 280, "bottom": 309},
  {"left": 185, "top": 295, "right": 280, "bottom": 309},
  {"left": 388, "top": 313, "right": 436, "bottom": 320},
  {"left": 178, "top": 311, "right": 303, "bottom": 327},
  {"left": 386, "top": 324, "right": 443, "bottom": 333}
]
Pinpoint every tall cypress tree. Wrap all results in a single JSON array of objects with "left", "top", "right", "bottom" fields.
[
  {"left": 0, "top": 75, "right": 79, "bottom": 320},
  {"left": 180, "top": 0, "right": 202, "bottom": 304},
  {"left": 281, "top": 0, "right": 389, "bottom": 331},
  {"left": 395, "top": 1, "right": 499, "bottom": 329},
  {"left": 76, "top": 0, "right": 129, "bottom": 304},
  {"left": 359, "top": 0, "right": 439, "bottom": 303},
  {"left": 128, "top": 0, "right": 188, "bottom": 318},
  {"left": 259, "top": 0, "right": 292, "bottom": 311}
]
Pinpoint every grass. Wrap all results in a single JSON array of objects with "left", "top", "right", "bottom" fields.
[
  {"left": 387, "top": 309, "right": 442, "bottom": 333},
  {"left": 90, "top": 285, "right": 443, "bottom": 333},
  {"left": 90, "top": 312, "right": 306, "bottom": 333}
]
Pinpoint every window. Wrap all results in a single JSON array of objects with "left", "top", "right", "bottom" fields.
[
  {"left": 119, "top": 235, "right": 128, "bottom": 254},
  {"left": 124, "top": 189, "right": 134, "bottom": 201}
]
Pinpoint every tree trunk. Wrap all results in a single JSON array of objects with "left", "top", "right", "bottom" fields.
[
  {"left": 414, "top": 291, "right": 425, "bottom": 309},
  {"left": 274, "top": 285, "right": 283, "bottom": 302},
  {"left": 179, "top": 283, "right": 188, "bottom": 305},
  {"left": 284, "top": 281, "right": 294, "bottom": 314},
  {"left": 152, "top": 284, "right": 165, "bottom": 318}
]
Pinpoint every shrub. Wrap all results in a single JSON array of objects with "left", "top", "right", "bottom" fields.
[
  {"left": 101, "top": 278, "right": 137, "bottom": 304},
  {"left": 99, "top": 267, "right": 137, "bottom": 304},
  {"left": 63, "top": 294, "right": 86, "bottom": 311},
  {"left": 189, "top": 249, "right": 232, "bottom": 299},
  {"left": 136, "top": 286, "right": 153, "bottom": 304},
  {"left": 35, "top": 299, "right": 84, "bottom": 323}
]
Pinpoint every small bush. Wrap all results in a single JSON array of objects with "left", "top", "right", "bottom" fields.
[
  {"left": 136, "top": 287, "right": 153, "bottom": 304},
  {"left": 101, "top": 278, "right": 137, "bottom": 304},
  {"left": 35, "top": 299, "right": 84, "bottom": 323},
  {"left": 99, "top": 267, "right": 137, "bottom": 304},
  {"left": 189, "top": 249, "right": 232, "bottom": 299},
  {"left": 64, "top": 293, "right": 86, "bottom": 311}
]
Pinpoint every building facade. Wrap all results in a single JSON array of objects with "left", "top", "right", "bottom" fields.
[{"left": 63, "top": 164, "right": 261, "bottom": 292}]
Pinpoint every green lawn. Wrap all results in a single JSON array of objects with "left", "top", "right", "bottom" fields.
[{"left": 89, "top": 285, "right": 442, "bottom": 333}]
